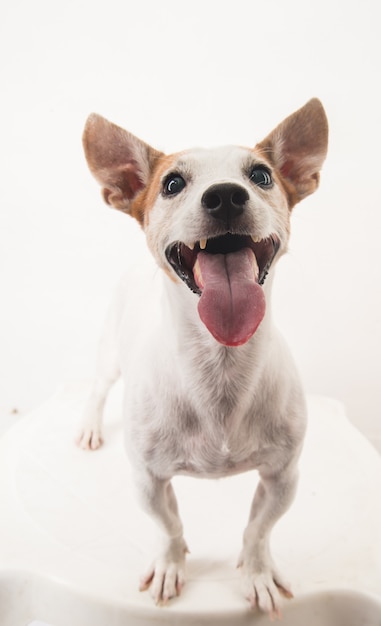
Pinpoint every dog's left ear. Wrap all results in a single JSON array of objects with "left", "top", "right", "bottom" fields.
[
  {"left": 257, "top": 98, "right": 328, "bottom": 207},
  {"left": 82, "top": 114, "right": 164, "bottom": 216}
]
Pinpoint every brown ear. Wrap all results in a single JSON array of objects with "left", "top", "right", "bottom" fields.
[
  {"left": 256, "top": 98, "right": 328, "bottom": 207},
  {"left": 82, "top": 114, "right": 163, "bottom": 214}
]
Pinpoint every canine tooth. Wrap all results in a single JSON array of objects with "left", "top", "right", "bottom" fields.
[
  {"left": 188, "top": 242, "right": 195, "bottom": 250},
  {"left": 199, "top": 238, "right": 207, "bottom": 250},
  {"left": 251, "top": 235, "right": 262, "bottom": 244}
]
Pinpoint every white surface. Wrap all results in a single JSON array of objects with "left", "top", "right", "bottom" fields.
[
  {"left": 0, "top": 0, "right": 381, "bottom": 446},
  {"left": 21, "top": 594, "right": 381, "bottom": 626},
  {"left": 0, "top": 387, "right": 380, "bottom": 625}
]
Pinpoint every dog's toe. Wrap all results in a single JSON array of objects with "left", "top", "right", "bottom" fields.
[
  {"left": 140, "top": 563, "right": 185, "bottom": 605},
  {"left": 163, "top": 562, "right": 185, "bottom": 601},
  {"left": 241, "top": 568, "right": 292, "bottom": 616},
  {"left": 76, "top": 428, "right": 103, "bottom": 450},
  {"left": 139, "top": 543, "right": 187, "bottom": 605}
]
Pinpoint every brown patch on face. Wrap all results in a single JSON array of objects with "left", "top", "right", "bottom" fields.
[
  {"left": 275, "top": 170, "right": 307, "bottom": 211},
  {"left": 130, "top": 152, "right": 183, "bottom": 227},
  {"left": 249, "top": 146, "right": 297, "bottom": 217}
]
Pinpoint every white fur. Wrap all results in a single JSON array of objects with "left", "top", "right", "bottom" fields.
[{"left": 78, "top": 100, "right": 328, "bottom": 615}]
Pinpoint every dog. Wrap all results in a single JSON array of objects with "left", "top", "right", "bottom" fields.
[{"left": 77, "top": 99, "right": 328, "bottom": 615}]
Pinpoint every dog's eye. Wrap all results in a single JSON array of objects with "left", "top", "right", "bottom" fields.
[
  {"left": 163, "top": 174, "right": 186, "bottom": 196},
  {"left": 249, "top": 166, "right": 273, "bottom": 188}
]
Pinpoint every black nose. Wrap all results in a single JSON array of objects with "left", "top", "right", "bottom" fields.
[{"left": 202, "top": 183, "right": 249, "bottom": 224}]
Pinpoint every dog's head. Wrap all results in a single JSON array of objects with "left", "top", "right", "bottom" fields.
[{"left": 83, "top": 99, "right": 328, "bottom": 347}]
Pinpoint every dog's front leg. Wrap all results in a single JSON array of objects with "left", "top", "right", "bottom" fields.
[
  {"left": 135, "top": 469, "right": 188, "bottom": 604},
  {"left": 238, "top": 464, "right": 299, "bottom": 615}
]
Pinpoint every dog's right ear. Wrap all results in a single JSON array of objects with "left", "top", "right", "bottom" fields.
[{"left": 82, "top": 114, "right": 164, "bottom": 216}]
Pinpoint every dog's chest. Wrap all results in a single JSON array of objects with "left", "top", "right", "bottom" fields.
[
  {"left": 173, "top": 435, "right": 261, "bottom": 478},
  {"left": 126, "top": 331, "right": 274, "bottom": 478},
  {"left": 138, "top": 405, "right": 270, "bottom": 479}
]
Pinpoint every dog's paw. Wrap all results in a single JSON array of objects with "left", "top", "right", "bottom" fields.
[
  {"left": 239, "top": 561, "right": 293, "bottom": 617},
  {"left": 139, "top": 539, "right": 188, "bottom": 605},
  {"left": 75, "top": 427, "right": 103, "bottom": 451}
]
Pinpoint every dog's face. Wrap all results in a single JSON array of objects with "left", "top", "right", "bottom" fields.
[
  {"left": 140, "top": 145, "right": 287, "bottom": 283},
  {"left": 83, "top": 99, "right": 328, "bottom": 346}
]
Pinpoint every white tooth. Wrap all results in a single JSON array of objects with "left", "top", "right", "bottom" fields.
[
  {"left": 199, "top": 238, "right": 207, "bottom": 250},
  {"left": 188, "top": 242, "right": 195, "bottom": 250},
  {"left": 251, "top": 235, "right": 261, "bottom": 244}
]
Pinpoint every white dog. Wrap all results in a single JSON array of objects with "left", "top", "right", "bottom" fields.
[{"left": 77, "top": 99, "right": 328, "bottom": 615}]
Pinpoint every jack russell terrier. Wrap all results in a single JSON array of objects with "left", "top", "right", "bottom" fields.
[{"left": 77, "top": 99, "right": 328, "bottom": 615}]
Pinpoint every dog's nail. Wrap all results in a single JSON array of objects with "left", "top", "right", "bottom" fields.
[
  {"left": 279, "top": 587, "right": 293, "bottom": 599},
  {"left": 270, "top": 608, "right": 282, "bottom": 621},
  {"left": 176, "top": 573, "right": 185, "bottom": 595},
  {"left": 139, "top": 581, "right": 149, "bottom": 592}
]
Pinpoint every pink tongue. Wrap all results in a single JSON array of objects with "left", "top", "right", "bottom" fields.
[{"left": 195, "top": 248, "right": 265, "bottom": 346}]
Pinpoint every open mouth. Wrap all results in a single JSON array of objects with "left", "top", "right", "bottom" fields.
[
  {"left": 165, "top": 233, "right": 280, "bottom": 296},
  {"left": 165, "top": 233, "right": 280, "bottom": 347}
]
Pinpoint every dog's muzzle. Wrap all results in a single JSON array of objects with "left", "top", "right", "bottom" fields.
[
  {"left": 165, "top": 233, "right": 280, "bottom": 346},
  {"left": 165, "top": 234, "right": 279, "bottom": 296}
]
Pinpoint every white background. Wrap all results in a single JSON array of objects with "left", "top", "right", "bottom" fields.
[{"left": 1, "top": 0, "right": 380, "bottom": 448}]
